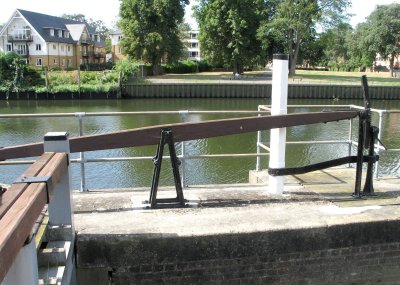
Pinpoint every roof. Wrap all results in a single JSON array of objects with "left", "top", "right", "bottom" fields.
[{"left": 16, "top": 9, "right": 103, "bottom": 45}]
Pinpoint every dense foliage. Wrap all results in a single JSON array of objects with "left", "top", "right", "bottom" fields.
[
  {"left": 194, "top": 0, "right": 266, "bottom": 74},
  {"left": 119, "top": 0, "right": 189, "bottom": 75}
]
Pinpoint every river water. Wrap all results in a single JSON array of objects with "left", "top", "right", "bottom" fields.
[{"left": 0, "top": 98, "right": 399, "bottom": 190}]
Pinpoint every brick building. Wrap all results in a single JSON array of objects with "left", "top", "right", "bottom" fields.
[{"left": 0, "top": 9, "right": 106, "bottom": 69}]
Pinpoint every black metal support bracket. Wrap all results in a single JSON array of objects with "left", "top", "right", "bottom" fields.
[
  {"left": 147, "top": 128, "right": 186, "bottom": 209},
  {"left": 14, "top": 175, "right": 52, "bottom": 203}
]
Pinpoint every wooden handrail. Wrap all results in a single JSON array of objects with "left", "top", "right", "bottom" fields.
[
  {"left": 0, "top": 111, "right": 359, "bottom": 161},
  {"left": 0, "top": 152, "right": 68, "bottom": 282}
]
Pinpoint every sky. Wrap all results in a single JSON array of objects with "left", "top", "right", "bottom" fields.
[{"left": 0, "top": 0, "right": 398, "bottom": 30}]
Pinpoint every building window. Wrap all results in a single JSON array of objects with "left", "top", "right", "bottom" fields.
[
  {"left": 67, "top": 45, "right": 71, "bottom": 52},
  {"left": 68, "top": 59, "right": 72, "bottom": 66},
  {"left": 53, "top": 44, "right": 56, "bottom": 50},
  {"left": 36, "top": 58, "right": 42, "bottom": 66},
  {"left": 6, "top": 44, "right": 12, "bottom": 52},
  {"left": 61, "top": 45, "right": 64, "bottom": 52},
  {"left": 54, "top": 59, "right": 57, "bottom": 64},
  {"left": 117, "top": 35, "right": 122, "bottom": 42},
  {"left": 62, "top": 59, "right": 65, "bottom": 66},
  {"left": 65, "top": 31, "right": 69, "bottom": 38},
  {"left": 190, "top": 33, "right": 198, "bottom": 39},
  {"left": 190, "top": 42, "right": 198, "bottom": 48},
  {"left": 118, "top": 47, "right": 122, "bottom": 54},
  {"left": 50, "top": 29, "right": 54, "bottom": 36},
  {"left": 36, "top": 44, "right": 41, "bottom": 51},
  {"left": 189, "top": 51, "right": 199, "bottom": 58}
]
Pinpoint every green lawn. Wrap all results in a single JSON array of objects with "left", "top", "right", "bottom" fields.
[{"left": 143, "top": 69, "right": 400, "bottom": 86}]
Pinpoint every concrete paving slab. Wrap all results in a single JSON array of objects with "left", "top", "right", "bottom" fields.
[{"left": 73, "top": 167, "right": 400, "bottom": 237}]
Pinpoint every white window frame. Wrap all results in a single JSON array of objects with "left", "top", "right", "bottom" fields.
[
  {"left": 6, "top": 44, "right": 12, "bottom": 52},
  {"left": 58, "top": 30, "right": 62, "bottom": 37},
  {"left": 36, "top": 44, "right": 41, "bottom": 51},
  {"left": 53, "top": 44, "right": 56, "bottom": 50},
  {"left": 36, "top": 58, "right": 42, "bottom": 66},
  {"left": 65, "top": 31, "right": 69, "bottom": 38},
  {"left": 67, "top": 45, "right": 71, "bottom": 52},
  {"left": 50, "top": 29, "right": 54, "bottom": 36},
  {"left": 53, "top": 58, "right": 58, "bottom": 65}
]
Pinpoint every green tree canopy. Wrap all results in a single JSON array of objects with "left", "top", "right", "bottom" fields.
[
  {"left": 119, "top": 0, "right": 189, "bottom": 75},
  {"left": 363, "top": 3, "right": 400, "bottom": 77},
  {"left": 266, "top": 0, "right": 350, "bottom": 75},
  {"left": 194, "top": 0, "right": 267, "bottom": 74},
  {"left": 345, "top": 23, "right": 375, "bottom": 71}
]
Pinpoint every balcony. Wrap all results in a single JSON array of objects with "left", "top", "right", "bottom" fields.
[
  {"left": 13, "top": 49, "right": 29, "bottom": 57},
  {"left": 8, "top": 34, "right": 33, "bottom": 42},
  {"left": 94, "top": 51, "right": 106, "bottom": 58},
  {"left": 80, "top": 38, "right": 92, "bottom": 45}
]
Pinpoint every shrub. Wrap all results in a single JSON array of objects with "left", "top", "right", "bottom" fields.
[{"left": 114, "top": 60, "right": 139, "bottom": 82}]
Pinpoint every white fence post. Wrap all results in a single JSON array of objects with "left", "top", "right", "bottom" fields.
[
  {"left": 1, "top": 237, "right": 38, "bottom": 285},
  {"left": 269, "top": 54, "right": 289, "bottom": 194}
]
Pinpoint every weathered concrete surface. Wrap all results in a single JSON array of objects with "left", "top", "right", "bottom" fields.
[{"left": 73, "top": 167, "right": 400, "bottom": 284}]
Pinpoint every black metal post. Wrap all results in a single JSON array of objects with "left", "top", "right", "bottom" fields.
[
  {"left": 353, "top": 111, "right": 365, "bottom": 198},
  {"left": 148, "top": 128, "right": 185, "bottom": 208},
  {"left": 362, "top": 126, "right": 379, "bottom": 195}
]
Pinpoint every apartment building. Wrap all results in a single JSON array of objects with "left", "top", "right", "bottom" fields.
[
  {"left": 109, "top": 29, "right": 201, "bottom": 63},
  {"left": 109, "top": 29, "right": 126, "bottom": 63},
  {"left": 187, "top": 30, "right": 201, "bottom": 61},
  {"left": 0, "top": 9, "right": 106, "bottom": 69}
]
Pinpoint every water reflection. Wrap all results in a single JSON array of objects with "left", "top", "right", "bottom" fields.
[{"left": 0, "top": 98, "right": 399, "bottom": 190}]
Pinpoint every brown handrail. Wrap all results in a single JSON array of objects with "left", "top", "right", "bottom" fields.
[
  {"left": 0, "top": 152, "right": 68, "bottom": 282},
  {"left": 0, "top": 111, "right": 359, "bottom": 161}
]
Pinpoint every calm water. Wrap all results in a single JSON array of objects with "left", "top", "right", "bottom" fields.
[{"left": 0, "top": 98, "right": 399, "bottom": 190}]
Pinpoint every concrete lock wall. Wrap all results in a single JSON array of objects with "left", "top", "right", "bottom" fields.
[{"left": 76, "top": 221, "right": 400, "bottom": 284}]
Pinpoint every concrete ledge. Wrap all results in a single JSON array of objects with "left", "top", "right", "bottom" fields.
[{"left": 73, "top": 168, "right": 400, "bottom": 284}]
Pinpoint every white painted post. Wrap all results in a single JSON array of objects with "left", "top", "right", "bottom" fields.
[
  {"left": 1, "top": 237, "right": 38, "bottom": 285},
  {"left": 269, "top": 54, "right": 289, "bottom": 194},
  {"left": 43, "top": 132, "right": 74, "bottom": 227}
]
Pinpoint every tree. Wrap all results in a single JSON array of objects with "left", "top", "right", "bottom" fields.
[
  {"left": 119, "top": 0, "right": 189, "bottom": 75},
  {"left": 364, "top": 4, "right": 400, "bottom": 77},
  {"left": 267, "top": 0, "right": 350, "bottom": 75},
  {"left": 345, "top": 23, "right": 375, "bottom": 72},
  {"left": 194, "top": 0, "right": 266, "bottom": 74},
  {"left": 317, "top": 23, "right": 352, "bottom": 70}
]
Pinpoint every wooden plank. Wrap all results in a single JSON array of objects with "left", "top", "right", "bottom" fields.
[
  {"left": 0, "top": 153, "right": 55, "bottom": 220},
  {"left": 0, "top": 153, "right": 68, "bottom": 283},
  {"left": 0, "top": 111, "right": 359, "bottom": 160},
  {"left": 0, "top": 182, "right": 48, "bottom": 282}
]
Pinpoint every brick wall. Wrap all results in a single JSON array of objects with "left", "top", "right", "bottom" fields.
[{"left": 76, "top": 221, "right": 400, "bottom": 284}]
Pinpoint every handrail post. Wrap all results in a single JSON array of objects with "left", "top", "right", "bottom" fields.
[
  {"left": 256, "top": 106, "right": 261, "bottom": 171},
  {"left": 76, "top": 112, "right": 88, "bottom": 192},
  {"left": 347, "top": 117, "right": 353, "bottom": 167},
  {"left": 181, "top": 141, "right": 186, "bottom": 187},
  {"left": 269, "top": 54, "right": 289, "bottom": 194},
  {"left": 375, "top": 111, "right": 384, "bottom": 178},
  {"left": 2, "top": 237, "right": 39, "bottom": 285}
]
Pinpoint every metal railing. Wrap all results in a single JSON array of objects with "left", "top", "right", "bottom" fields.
[
  {"left": 0, "top": 105, "right": 399, "bottom": 191},
  {"left": 256, "top": 104, "right": 400, "bottom": 178}
]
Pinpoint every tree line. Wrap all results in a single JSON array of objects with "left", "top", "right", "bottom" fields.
[{"left": 118, "top": 1, "right": 400, "bottom": 77}]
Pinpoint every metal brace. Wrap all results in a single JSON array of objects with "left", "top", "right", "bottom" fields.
[{"left": 14, "top": 176, "right": 52, "bottom": 203}]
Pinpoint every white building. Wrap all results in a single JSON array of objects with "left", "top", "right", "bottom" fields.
[{"left": 186, "top": 30, "right": 201, "bottom": 61}]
